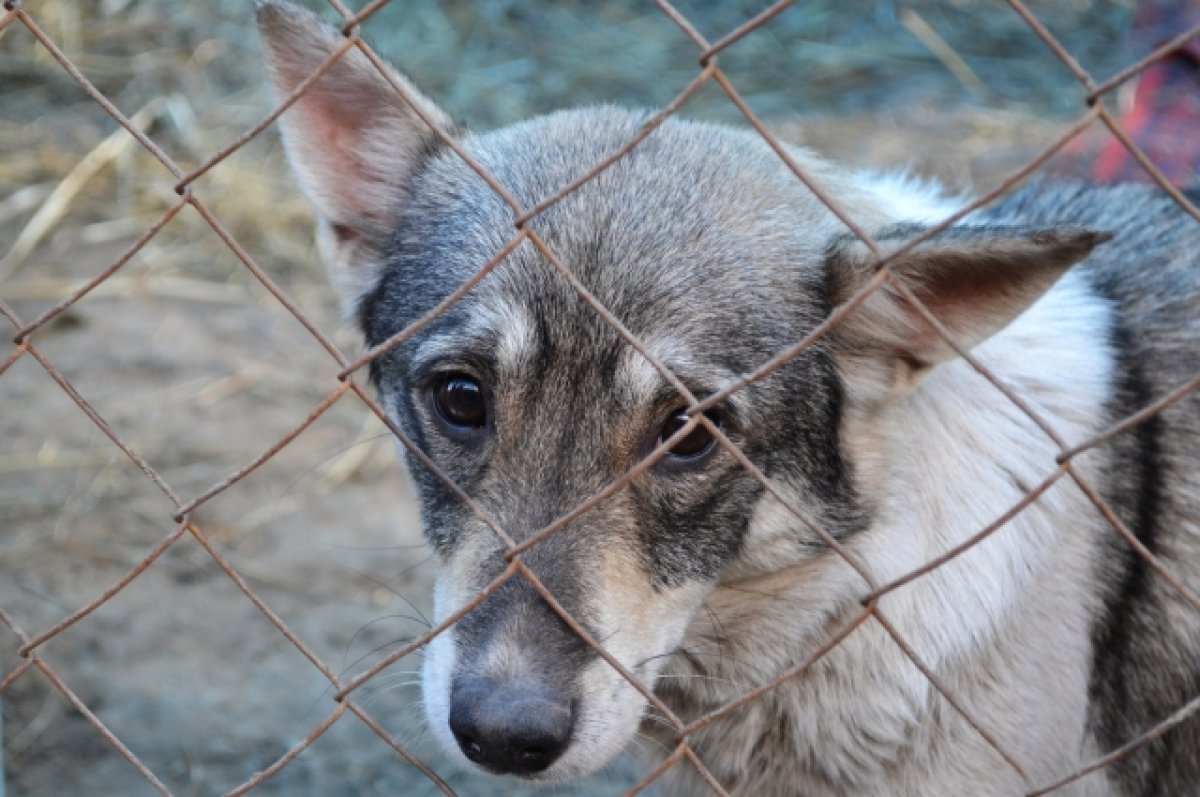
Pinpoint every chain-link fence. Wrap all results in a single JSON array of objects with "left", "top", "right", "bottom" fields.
[{"left": 2, "top": 0, "right": 1199, "bottom": 795}]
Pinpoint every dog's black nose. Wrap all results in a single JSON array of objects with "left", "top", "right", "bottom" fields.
[{"left": 448, "top": 677, "right": 573, "bottom": 775}]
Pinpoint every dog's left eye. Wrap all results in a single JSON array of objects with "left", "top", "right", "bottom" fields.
[
  {"left": 433, "top": 375, "right": 487, "bottom": 429},
  {"left": 659, "top": 409, "right": 720, "bottom": 461}
]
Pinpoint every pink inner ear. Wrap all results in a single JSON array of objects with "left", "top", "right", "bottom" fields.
[
  {"left": 265, "top": 19, "right": 458, "bottom": 238},
  {"left": 898, "top": 259, "right": 1042, "bottom": 361},
  {"left": 330, "top": 222, "right": 357, "bottom": 244},
  {"left": 291, "top": 93, "right": 388, "bottom": 225},
  {"left": 932, "top": 264, "right": 1027, "bottom": 317},
  {"left": 916, "top": 281, "right": 989, "bottom": 332},
  {"left": 311, "top": 109, "right": 365, "bottom": 167},
  {"left": 901, "top": 296, "right": 980, "bottom": 361}
]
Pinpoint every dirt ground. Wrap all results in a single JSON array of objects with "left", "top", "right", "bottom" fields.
[{"left": 0, "top": 1, "right": 1131, "bottom": 795}]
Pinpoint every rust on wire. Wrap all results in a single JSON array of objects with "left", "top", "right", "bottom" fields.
[
  {"left": 0, "top": 658, "right": 35, "bottom": 695},
  {"left": 873, "top": 609, "right": 1033, "bottom": 781},
  {"left": 709, "top": 68, "right": 884, "bottom": 255},
  {"left": 680, "top": 743, "right": 733, "bottom": 797},
  {"left": 523, "top": 227, "right": 700, "bottom": 405},
  {"left": 504, "top": 412, "right": 704, "bottom": 559},
  {"left": 514, "top": 560, "right": 686, "bottom": 729},
  {"left": 14, "top": 194, "right": 191, "bottom": 342},
  {"left": 172, "top": 381, "right": 353, "bottom": 520},
  {"left": 186, "top": 196, "right": 352, "bottom": 366},
  {"left": 703, "top": 414, "right": 878, "bottom": 587},
  {"left": 886, "top": 271, "right": 1200, "bottom": 616},
  {"left": 622, "top": 743, "right": 686, "bottom": 797},
  {"left": 699, "top": 0, "right": 795, "bottom": 64},
  {"left": 340, "top": 0, "right": 389, "bottom": 33},
  {"left": 1095, "top": 105, "right": 1200, "bottom": 224},
  {"left": 352, "top": 41, "right": 525, "bottom": 213},
  {"left": 338, "top": 230, "right": 531, "bottom": 378},
  {"left": 678, "top": 604, "right": 874, "bottom": 738},
  {"left": 0, "top": 297, "right": 22, "bottom": 327},
  {"left": 1, "top": 4, "right": 23, "bottom": 32},
  {"left": 347, "top": 381, "right": 519, "bottom": 549},
  {"left": 224, "top": 702, "right": 349, "bottom": 797},
  {"left": 31, "top": 653, "right": 177, "bottom": 795},
  {"left": 655, "top": 0, "right": 711, "bottom": 50},
  {"left": 1088, "top": 20, "right": 1200, "bottom": 103},
  {"left": 344, "top": 701, "right": 460, "bottom": 797},
  {"left": 336, "top": 561, "right": 522, "bottom": 698},
  {"left": 1058, "top": 369, "right": 1200, "bottom": 464},
  {"left": 861, "top": 464, "right": 1068, "bottom": 604},
  {"left": 1065, "top": 467, "right": 1200, "bottom": 614},
  {"left": 11, "top": 7, "right": 182, "bottom": 178},
  {"left": 0, "top": 340, "right": 27, "bottom": 377},
  {"left": 185, "top": 520, "right": 345, "bottom": 686},
  {"left": 1004, "top": 0, "right": 1097, "bottom": 91},
  {"left": 174, "top": 33, "right": 362, "bottom": 193},
  {"left": 689, "top": 102, "right": 1102, "bottom": 416},
  {"left": 1026, "top": 694, "right": 1200, "bottom": 797},
  {"left": 512, "top": 62, "right": 718, "bottom": 228},
  {"left": 19, "top": 522, "right": 191, "bottom": 655},
  {"left": 1, "top": 602, "right": 178, "bottom": 797},
  {"left": 22, "top": 343, "right": 184, "bottom": 506}
]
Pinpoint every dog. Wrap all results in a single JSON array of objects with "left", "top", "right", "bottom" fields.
[{"left": 258, "top": 3, "right": 1200, "bottom": 794}]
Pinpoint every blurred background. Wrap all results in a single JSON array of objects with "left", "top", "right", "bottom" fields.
[{"left": 0, "top": 1, "right": 1180, "bottom": 795}]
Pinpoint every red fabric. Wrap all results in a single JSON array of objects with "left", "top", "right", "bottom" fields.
[{"left": 1060, "top": 2, "right": 1200, "bottom": 187}]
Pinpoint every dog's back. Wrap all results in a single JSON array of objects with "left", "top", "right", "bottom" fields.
[{"left": 981, "top": 183, "right": 1200, "bottom": 795}]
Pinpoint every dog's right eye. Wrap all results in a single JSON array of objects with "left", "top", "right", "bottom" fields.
[
  {"left": 433, "top": 375, "right": 487, "bottom": 430},
  {"left": 659, "top": 409, "right": 720, "bottom": 462}
]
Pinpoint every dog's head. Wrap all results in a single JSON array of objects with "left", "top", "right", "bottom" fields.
[{"left": 260, "top": 1, "right": 1106, "bottom": 781}]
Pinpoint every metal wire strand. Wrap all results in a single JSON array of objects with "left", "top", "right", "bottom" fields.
[{"left": 1, "top": 1, "right": 1197, "bottom": 794}]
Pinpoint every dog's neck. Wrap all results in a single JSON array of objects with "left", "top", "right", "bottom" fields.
[{"left": 647, "top": 270, "right": 1117, "bottom": 794}]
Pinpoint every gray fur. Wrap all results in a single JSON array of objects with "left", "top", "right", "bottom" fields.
[
  {"left": 981, "top": 183, "right": 1200, "bottom": 795},
  {"left": 259, "top": 4, "right": 1200, "bottom": 794}
]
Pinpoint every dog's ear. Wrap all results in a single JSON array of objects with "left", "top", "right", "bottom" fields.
[
  {"left": 827, "top": 225, "right": 1111, "bottom": 386},
  {"left": 257, "top": 0, "right": 459, "bottom": 307}
]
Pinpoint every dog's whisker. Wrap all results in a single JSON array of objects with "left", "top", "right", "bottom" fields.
[
  {"left": 338, "top": 636, "right": 424, "bottom": 681},
  {"left": 360, "top": 676, "right": 424, "bottom": 694},
  {"left": 341, "top": 617, "right": 428, "bottom": 672},
  {"left": 346, "top": 570, "right": 433, "bottom": 629}
]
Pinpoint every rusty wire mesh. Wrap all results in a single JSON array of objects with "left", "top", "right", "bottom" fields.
[{"left": 2, "top": 0, "right": 1199, "bottom": 794}]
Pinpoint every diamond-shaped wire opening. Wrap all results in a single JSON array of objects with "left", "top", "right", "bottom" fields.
[
  {"left": 1, "top": 663, "right": 169, "bottom": 796},
  {"left": 0, "top": 606, "right": 175, "bottom": 795},
  {"left": 4, "top": 531, "right": 353, "bottom": 796},
  {"left": 0, "top": 351, "right": 180, "bottom": 572}
]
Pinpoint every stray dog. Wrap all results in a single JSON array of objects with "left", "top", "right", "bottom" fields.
[{"left": 258, "top": 3, "right": 1200, "bottom": 794}]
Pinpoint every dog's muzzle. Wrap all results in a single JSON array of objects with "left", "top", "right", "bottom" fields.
[{"left": 448, "top": 675, "right": 575, "bottom": 776}]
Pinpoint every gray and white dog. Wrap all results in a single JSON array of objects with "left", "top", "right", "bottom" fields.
[{"left": 258, "top": 3, "right": 1200, "bottom": 795}]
